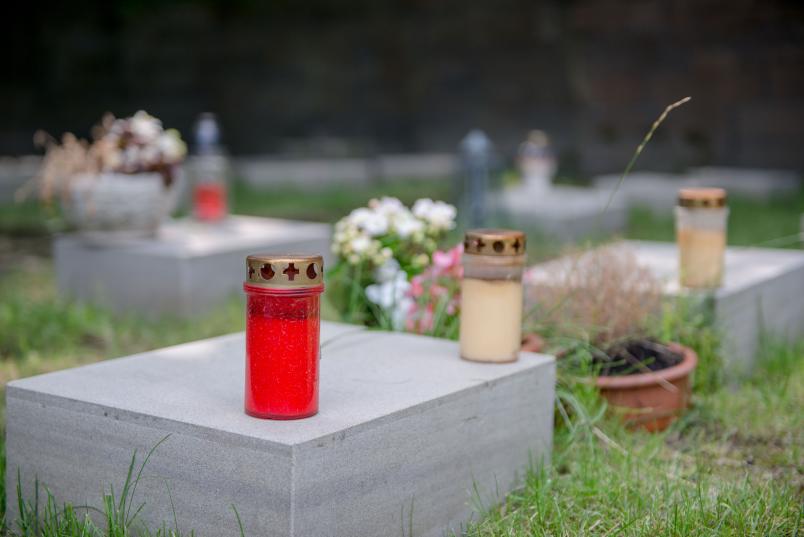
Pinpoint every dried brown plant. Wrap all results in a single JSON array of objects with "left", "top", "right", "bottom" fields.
[
  {"left": 20, "top": 111, "right": 186, "bottom": 204},
  {"left": 26, "top": 130, "right": 108, "bottom": 204},
  {"left": 526, "top": 243, "right": 663, "bottom": 348}
]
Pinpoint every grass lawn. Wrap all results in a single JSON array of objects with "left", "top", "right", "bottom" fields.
[
  {"left": 464, "top": 338, "right": 803, "bottom": 535},
  {"left": 627, "top": 189, "right": 804, "bottom": 249},
  {"left": 230, "top": 178, "right": 453, "bottom": 223},
  {"left": 0, "top": 179, "right": 802, "bottom": 535}
]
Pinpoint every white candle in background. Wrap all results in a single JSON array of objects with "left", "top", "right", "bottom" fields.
[
  {"left": 459, "top": 229, "right": 526, "bottom": 363},
  {"left": 675, "top": 188, "right": 728, "bottom": 289}
]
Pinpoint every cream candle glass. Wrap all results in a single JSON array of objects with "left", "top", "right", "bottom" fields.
[
  {"left": 675, "top": 188, "right": 728, "bottom": 289},
  {"left": 460, "top": 229, "right": 526, "bottom": 363}
]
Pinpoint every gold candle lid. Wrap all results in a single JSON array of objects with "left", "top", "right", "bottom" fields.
[
  {"left": 463, "top": 229, "right": 526, "bottom": 256},
  {"left": 678, "top": 188, "right": 727, "bottom": 208},
  {"left": 246, "top": 254, "right": 324, "bottom": 288}
]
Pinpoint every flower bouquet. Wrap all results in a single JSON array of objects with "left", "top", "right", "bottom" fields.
[
  {"left": 405, "top": 244, "right": 463, "bottom": 338},
  {"left": 32, "top": 111, "right": 187, "bottom": 243},
  {"left": 327, "top": 197, "right": 459, "bottom": 331}
]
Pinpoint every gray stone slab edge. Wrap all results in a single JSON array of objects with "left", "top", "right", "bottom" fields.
[{"left": 6, "top": 356, "right": 556, "bottom": 536}]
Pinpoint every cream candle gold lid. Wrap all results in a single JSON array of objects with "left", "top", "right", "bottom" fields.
[
  {"left": 678, "top": 188, "right": 727, "bottom": 208},
  {"left": 246, "top": 254, "right": 324, "bottom": 288},
  {"left": 463, "top": 229, "right": 526, "bottom": 256}
]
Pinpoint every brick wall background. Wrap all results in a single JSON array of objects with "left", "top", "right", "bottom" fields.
[{"left": 3, "top": 0, "right": 803, "bottom": 176}]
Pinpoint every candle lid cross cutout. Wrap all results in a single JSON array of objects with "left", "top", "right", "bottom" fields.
[{"left": 246, "top": 254, "right": 324, "bottom": 288}]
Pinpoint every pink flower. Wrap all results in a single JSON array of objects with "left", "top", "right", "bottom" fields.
[
  {"left": 409, "top": 275, "right": 425, "bottom": 298},
  {"left": 404, "top": 243, "right": 463, "bottom": 335},
  {"left": 430, "top": 243, "right": 464, "bottom": 278},
  {"left": 407, "top": 302, "right": 435, "bottom": 333}
]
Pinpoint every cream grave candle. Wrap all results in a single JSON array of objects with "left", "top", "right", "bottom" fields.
[
  {"left": 675, "top": 188, "right": 729, "bottom": 289},
  {"left": 460, "top": 229, "right": 526, "bottom": 363}
]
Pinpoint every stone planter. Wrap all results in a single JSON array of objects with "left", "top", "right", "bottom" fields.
[
  {"left": 62, "top": 171, "right": 183, "bottom": 245},
  {"left": 596, "top": 342, "right": 697, "bottom": 432}
]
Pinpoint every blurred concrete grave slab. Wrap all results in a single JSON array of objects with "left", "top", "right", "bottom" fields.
[
  {"left": 54, "top": 215, "right": 332, "bottom": 317},
  {"left": 592, "top": 167, "right": 801, "bottom": 212},
  {"left": 498, "top": 185, "right": 628, "bottom": 242},
  {"left": 236, "top": 153, "right": 458, "bottom": 190},
  {"left": 688, "top": 167, "right": 801, "bottom": 200},
  {"left": 0, "top": 155, "right": 41, "bottom": 203},
  {"left": 6, "top": 322, "right": 556, "bottom": 537},
  {"left": 592, "top": 171, "right": 688, "bottom": 211},
  {"left": 526, "top": 240, "right": 804, "bottom": 371}
]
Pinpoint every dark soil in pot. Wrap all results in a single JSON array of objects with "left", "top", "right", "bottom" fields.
[{"left": 596, "top": 339, "right": 684, "bottom": 376}]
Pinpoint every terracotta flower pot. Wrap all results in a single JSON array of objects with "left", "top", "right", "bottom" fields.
[
  {"left": 596, "top": 342, "right": 697, "bottom": 432},
  {"left": 521, "top": 333, "right": 546, "bottom": 353}
]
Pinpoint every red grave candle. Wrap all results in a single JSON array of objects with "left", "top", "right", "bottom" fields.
[
  {"left": 244, "top": 254, "right": 324, "bottom": 419},
  {"left": 193, "top": 182, "right": 228, "bottom": 222}
]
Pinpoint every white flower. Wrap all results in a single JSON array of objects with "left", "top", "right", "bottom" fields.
[
  {"left": 365, "top": 272, "right": 412, "bottom": 330},
  {"left": 129, "top": 111, "right": 163, "bottom": 142},
  {"left": 157, "top": 129, "right": 187, "bottom": 163},
  {"left": 350, "top": 235, "right": 372, "bottom": 253},
  {"left": 391, "top": 296, "right": 414, "bottom": 330},
  {"left": 412, "top": 198, "right": 457, "bottom": 231},
  {"left": 369, "top": 197, "right": 405, "bottom": 217},
  {"left": 365, "top": 272, "right": 410, "bottom": 309},
  {"left": 393, "top": 212, "right": 425, "bottom": 238},
  {"left": 348, "top": 207, "right": 389, "bottom": 236},
  {"left": 139, "top": 145, "right": 160, "bottom": 166},
  {"left": 373, "top": 257, "right": 402, "bottom": 283},
  {"left": 411, "top": 198, "right": 436, "bottom": 220},
  {"left": 121, "top": 146, "right": 141, "bottom": 170}
]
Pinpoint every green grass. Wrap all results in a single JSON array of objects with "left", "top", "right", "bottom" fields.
[
  {"left": 0, "top": 180, "right": 802, "bottom": 535},
  {"left": 9, "top": 436, "right": 247, "bottom": 537},
  {"left": 230, "top": 178, "right": 453, "bottom": 223},
  {"left": 626, "top": 190, "right": 804, "bottom": 249},
  {"left": 461, "top": 338, "right": 804, "bottom": 536},
  {"left": 0, "top": 202, "right": 63, "bottom": 238}
]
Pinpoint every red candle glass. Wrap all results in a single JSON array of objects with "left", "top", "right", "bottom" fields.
[
  {"left": 244, "top": 254, "right": 324, "bottom": 419},
  {"left": 191, "top": 152, "right": 229, "bottom": 222},
  {"left": 193, "top": 182, "right": 228, "bottom": 222}
]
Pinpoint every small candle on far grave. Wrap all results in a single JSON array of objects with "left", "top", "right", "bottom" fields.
[
  {"left": 191, "top": 112, "right": 230, "bottom": 222},
  {"left": 193, "top": 182, "right": 227, "bottom": 221},
  {"left": 675, "top": 188, "right": 728, "bottom": 289}
]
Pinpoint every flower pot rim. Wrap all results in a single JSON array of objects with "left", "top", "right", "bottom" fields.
[{"left": 595, "top": 342, "right": 697, "bottom": 389}]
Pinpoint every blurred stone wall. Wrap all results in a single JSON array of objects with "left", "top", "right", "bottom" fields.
[{"left": 4, "top": 0, "right": 803, "bottom": 176}]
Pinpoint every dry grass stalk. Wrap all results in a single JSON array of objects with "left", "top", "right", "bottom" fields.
[
  {"left": 527, "top": 243, "right": 662, "bottom": 348},
  {"left": 26, "top": 130, "right": 108, "bottom": 204}
]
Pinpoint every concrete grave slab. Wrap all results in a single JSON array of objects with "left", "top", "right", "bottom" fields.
[
  {"left": 54, "top": 215, "right": 332, "bottom": 317},
  {"left": 0, "top": 155, "right": 41, "bottom": 203},
  {"left": 526, "top": 240, "right": 804, "bottom": 371},
  {"left": 593, "top": 171, "right": 687, "bottom": 211},
  {"left": 6, "top": 322, "right": 556, "bottom": 537},
  {"left": 498, "top": 185, "right": 628, "bottom": 242},
  {"left": 593, "top": 167, "right": 802, "bottom": 213},
  {"left": 235, "top": 153, "right": 457, "bottom": 190},
  {"left": 687, "top": 167, "right": 801, "bottom": 200}
]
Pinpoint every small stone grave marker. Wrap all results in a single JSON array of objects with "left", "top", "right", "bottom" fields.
[{"left": 54, "top": 215, "right": 332, "bottom": 317}]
